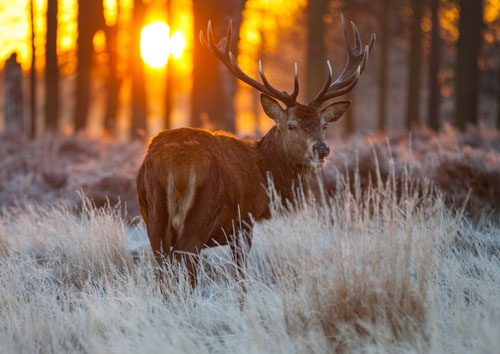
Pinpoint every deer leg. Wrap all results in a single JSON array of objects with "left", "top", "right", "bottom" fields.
[
  {"left": 140, "top": 171, "right": 170, "bottom": 268},
  {"left": 169, "top": 169, "right": 225, "bottom": 287}
]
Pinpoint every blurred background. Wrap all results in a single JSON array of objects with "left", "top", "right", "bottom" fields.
[{"left": 1, "top": 0, "right": 499, "bottom": 141}]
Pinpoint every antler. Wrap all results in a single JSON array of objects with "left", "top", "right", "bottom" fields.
[
  {"left": 309, "top": 15, "right": 376, "bottom": 106},
  {"left": 200, "top": 20, "right": 299, "bottom": 107}
]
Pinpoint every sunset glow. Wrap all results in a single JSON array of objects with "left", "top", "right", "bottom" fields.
[{"left": 140, "top": 22, "right": 186, "bottom": 68}]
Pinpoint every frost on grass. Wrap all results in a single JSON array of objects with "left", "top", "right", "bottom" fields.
[
  {"left": 0, "top": 176, "right": 498, "bottom": 353},
  {"left": 318, "top": 124, "right": 500, "bottom": 221},
  {"left": 2, "top": 124, "right": 500, "bottom": 223},
  {"left": 0, "top": 133, "right": 145, "bottom": 219}
]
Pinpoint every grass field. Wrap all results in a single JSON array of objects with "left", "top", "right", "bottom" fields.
[{"left": 0, "top": 171, "right": 498, "bottom": 353}]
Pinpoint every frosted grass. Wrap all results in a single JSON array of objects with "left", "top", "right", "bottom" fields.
[{"left": 0, "top": 178, "right": 498, "bottom": 353}]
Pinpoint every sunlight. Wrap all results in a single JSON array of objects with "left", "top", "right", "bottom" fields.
[
  {"left": 140, "top": 21, "right": 186, "bottom": 68},
  {"left": 141, "top": 22, "right": 170, "bottom": 68},
  {"left": 169, "top": 30, "right": 187, "bottom": 59}
]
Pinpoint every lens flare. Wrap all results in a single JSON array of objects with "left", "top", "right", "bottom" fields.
[
  {"left": 140, "top": 22, "right": 186, "bottom": 68},
  {"left": 169, "top": 30, "right": 187, "bottom": 59}
]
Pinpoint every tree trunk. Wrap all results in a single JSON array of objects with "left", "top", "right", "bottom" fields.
[
  {"left": 45, "top": 0, "right": 59, "bottom": 132},
  {"left": 405, "top": 0, "right": 424, "bottom": 130},
  {"left": 428, "top": 0, "right": 441, "bottom": 131},
  {"left": 191, "top": 0, "right": 245, "bottom": 132},
  {"left": 4, "top": 54, "right": 24, "bottom": 134},
  {"left": 306, "top": 0, "right": 327, "bottom": 102},
  {"left": 377, "top": 0, "right": 390, "bottom": 132},
  {"left": 455, "top": 0, "right": 483, "bottom": 131},
  {"left": 74, "top": 0, "right": 105, "bottom": 132},
  {"left": 130, "top": 0, "right": 148, "bottom": 139},
  {"left": 103, "top": 6, "right": 120, "bottom": 134},
  {"left": 497, "top": 60, "right": 500, "bottom": 130},
  {"left": 30, "top": 0, "right": 36, "bottom": 139}
]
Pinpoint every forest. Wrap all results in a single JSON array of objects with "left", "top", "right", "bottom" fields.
[
  {"left": 0, "top": 0, "right": 499, "bottom": 353},
  {"left": 1, "top": 0, "right": 499, "bottom": 137}
]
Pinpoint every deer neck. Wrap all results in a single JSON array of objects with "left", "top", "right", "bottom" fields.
[{"left": 257, "top": 126, "right": 311, "bottom": 201}]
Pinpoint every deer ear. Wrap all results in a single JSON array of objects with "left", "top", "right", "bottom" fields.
[
  {"left": 320, "top": 101, "right": 351, "bottom": 123},
  {"left": 260, "top": 94, "right": 286, "bottom": 123}
]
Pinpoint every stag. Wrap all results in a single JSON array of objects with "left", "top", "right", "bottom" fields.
[{"left": 137, "top": 17, "right": 375, "bottom": 282}]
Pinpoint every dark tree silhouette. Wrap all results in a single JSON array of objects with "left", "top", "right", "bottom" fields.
[
  {"left": 405, "top": 0, "right": 424, "bottom": 129},
  {"left": 45, "top": 0, "right": 59, "bottom": 132},
  {"left": 497, "top": 60, "right": 500, "bottom": 129},
  {"left": 428, "top": 0, "right": 441, "bottom": 131},
  {"left": 306, "top": 0, "right": 328, "bottom": 102},
  {"left": 74, "top": 0, "right": 105, "bottom": 132},
  {"left": 30, "top": 0, "right": 36, "bottom": 138},
  {"left": 4, "top": 54, "right": 24, "bottom": 133},
  {"left": 103, "top": 4, "right": 121, "bottom": 134},
  {"left": 377, "top": 0, "right": 390, "bottom": 132},
  {"left": 455, "top": 0, "right": 483, "bottom": 131},
  {"left": 130, "top": 0, "right": 148, "bottom": 139},
  {"left": 191, "top": 0, "right": 245, "bottom": 132}
]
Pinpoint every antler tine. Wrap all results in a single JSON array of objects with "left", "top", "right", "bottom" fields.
[
  {"left": 320, "top": 50, "right": 366, "bottom": 101},
  {"left": 199, "top": 28, "right": 209, "bottom": 51},
  {"left": 351, "top": 21, "right": 362, "bottom": 51},
  {"left": 329, "top": 66, "right": 360, "bottom": 98},
  {"left": 309, "top": 15, "right": 375, "bottom": 106},
  {"left": 341, "top": 14, "right": 352, "bottom": 52},
  {"left": 311, "top": 61, "right": 333, "bottom": 103},
  {"left": 200, "top": 20, "right": 298, "bottom": 106},
  {"left": 258, "top": 60, "right": 286, "bottom": 98},
  {"left": 291, "top": 62, "right": 299, "bottom": 101},
  {"left": 368, "top": 33, "right": 376, "bottom": 52}
]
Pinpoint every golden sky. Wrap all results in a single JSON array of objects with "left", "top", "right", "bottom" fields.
[{"left": 2, "top": 0, "right": 499, "bottom": 72}]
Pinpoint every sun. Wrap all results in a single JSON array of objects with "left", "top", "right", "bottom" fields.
[{"left": 140, "top": 22, "right": 186, "bottom": 68}]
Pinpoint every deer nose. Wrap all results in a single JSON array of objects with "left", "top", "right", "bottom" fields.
[{"left": 313, "top": 142, "right": 330, "bottom": 159}]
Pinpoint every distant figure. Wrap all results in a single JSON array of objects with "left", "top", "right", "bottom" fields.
[{"left": 4, "top": 52, "right": 24, "bottom": 134}]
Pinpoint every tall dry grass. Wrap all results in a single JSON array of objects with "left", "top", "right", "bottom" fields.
[{"left": 0, "top": 174, "right": 498, "bottom": 353}]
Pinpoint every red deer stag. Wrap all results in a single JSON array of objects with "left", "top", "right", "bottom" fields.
[{"left": 137, "top": 17, "right": 375, "bottom": 281}]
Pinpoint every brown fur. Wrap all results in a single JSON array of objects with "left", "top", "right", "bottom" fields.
[{"left": 136, "top": 100, "right": 350, "bottom": 283}]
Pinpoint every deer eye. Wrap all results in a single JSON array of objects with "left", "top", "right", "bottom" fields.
[
  {"left": 322, "top": 123, "right": 328, "bottom": 130},
  {"left": 288, "top": 124, "right": 297, "bottom": 131}
]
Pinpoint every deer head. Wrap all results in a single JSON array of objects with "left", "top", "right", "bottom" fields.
[{"left": 200, "top": 17, "right": 375, "bottom": 168}]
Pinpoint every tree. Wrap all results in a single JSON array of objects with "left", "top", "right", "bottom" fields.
[
  {"left": 191, "top": 0, "right": 245, "bottom": 132},
  {"left": 455, "top": 0, "right": 483, "bottom": 131},
  {"left": 74, "top": 0, "right": 105, "bottom": 132},
  {"left": 377, "top": 0, "right": 391, "bottom": 132},
  {"left": 428, "top": 0, "right": 441, "bottom": 131},
  {"left": 306, "top": 0, "right": 328, "bottom": 102},
  {"left": 30, "top": 0, "right": 36, "bottom": 138},
  {"left": 103, "top": 3, "right": 121, "bottom": 134},
  {"left": 130, "top": 0, "right": 148, "bottom": 139},
  {"left": 4, "top": 54, "right": 24, "bottom": 134},
  {"left": 497, "top": 62, "right": 500, "bottom": 129},
  {"left": 405, "top": 0, "right": 424, "bottom": 129},
  {"left": 45, "top": 0, "right": 59, "bottom": 132}
]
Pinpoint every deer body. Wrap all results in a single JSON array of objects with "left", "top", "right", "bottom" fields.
[
  {"left": 137, "top": 126, "right": 310, "bottom": 267},
  {"left": 137, "top": 17, "right": 375, "bottom": 280}
]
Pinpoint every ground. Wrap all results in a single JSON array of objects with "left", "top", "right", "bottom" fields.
[{"left": 0, "top": 126, "right": 498, "bottom": 353}]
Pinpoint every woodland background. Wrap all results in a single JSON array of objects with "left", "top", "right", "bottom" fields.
[
  {"left": 1, "top": 0, "right": 499, "bottom": 140},
  {"left": 1, "top": 0, "right": 500, "bottom": 222}
]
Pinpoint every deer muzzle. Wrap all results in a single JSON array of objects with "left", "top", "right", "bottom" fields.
[{"left": 313, "top": 142, "right": 330, "bottom": 159}]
